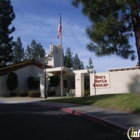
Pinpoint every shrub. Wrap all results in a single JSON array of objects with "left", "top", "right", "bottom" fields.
[
  {"left": 19, "top": 91, "right": 28, "bottom": 97},
  {"left": 10, "top": 92, "right": 18, "bottom": 97},
  {"left": 84, "top": 89, "right": 90, "bottom": 97},
  {"left": 6, "top": 72, "right": 18, "bottom": 93},
  {"left": 28, "top": 76, "right": 35, "bottom": 90},
  {"left": 48, "top": 91, "right": 56, "bottom": 96},
  {"left": 49, "top": 76, "right": 60, "bottom": 92},
  {"left": 49, "top": 76, "right": 60, "bottom": 87},
  {"left": 28, "top": 90, "right": 40, "bottom": 97}
]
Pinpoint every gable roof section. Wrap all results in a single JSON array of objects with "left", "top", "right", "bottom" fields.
[{"left": 0, "top": 60, "right": 52, "bottom": 76}]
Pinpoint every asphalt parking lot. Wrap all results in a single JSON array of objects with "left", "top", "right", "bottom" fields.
[{"left": 0, "top": 104, "right": 128, "bottom": 140}]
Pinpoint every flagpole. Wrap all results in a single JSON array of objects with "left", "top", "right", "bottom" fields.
[{"left": 60, "top": 14, "right": 63, "bottom": 97}]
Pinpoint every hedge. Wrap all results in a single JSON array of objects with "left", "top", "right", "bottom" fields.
[{"left": 28, "top": 90, "right": 40, "bottom": 97}]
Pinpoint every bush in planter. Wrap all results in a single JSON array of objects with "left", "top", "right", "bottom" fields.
[
  {"left": 10, "top": 92, "right": 19, "bottom": 97},
  {"left": 49, "top": 76, "right": 60, "bottom": 92},
  {"left": 48, "top": 91, "right": 56, "bottom": 96},
  {"left": 28, "top": 90, "right": 40, "bottom": 97},
  {"left": 84, "top": 89, "right": 90, "bottom": 97},
  {"left": 19, "top": 91, "right": 28, "bottom": 97}
]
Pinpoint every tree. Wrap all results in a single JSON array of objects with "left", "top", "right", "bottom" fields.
[
  {"left": 25, "top": 40, "right": 46, "bottom": 60},
  {"left": 13, "top": 37, "right": 24, "bottom": 63},
  {"left": 64, "top": 47, "right": 73, "bottom": 68},
  {"left": 86, "top": 57, "right": 93, "bottom": 69},
  {"left": 25, "top": 45, "right": 33, "bottom": 60},
  {"left": 37, "top": 43, "right": 46, "bottom": 57},
  {"left": 49, "top": 76, "right": 60, "bottom": 93},
  {"left": 28, "top": 76, "right": 35, "bottom": 90},
  {"left": 6, "top": 72, "right": 18, "bottom": 93},
  {"left": 72, "top": 0, "right": 140, "bottom": 64},
  {"left": 80, "top": 61, "right": 84, "bottom": 69},
  {"left": 73, "top": 53, "right": 84, "bottom": 70},
  {"left": 0, "top": 0, "right": 15, "bottom": 67}
]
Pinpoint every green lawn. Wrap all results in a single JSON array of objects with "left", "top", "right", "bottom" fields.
[{"left": 47, "top": 94, "right": 140, "bottom": 115}]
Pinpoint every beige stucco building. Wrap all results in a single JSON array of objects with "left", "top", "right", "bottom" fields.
[
  {"left": 90, "top": 67, "right": 140, "bottom": 96},
  {"left": 0, "top": 43, "right": 140, "bottom": 97},
  {"left": 0, "top": 44, "right": 92, "bottom": 97}
]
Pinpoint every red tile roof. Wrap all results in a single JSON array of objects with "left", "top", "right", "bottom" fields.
[
  {"left": 0, "top": 60, "right": 52, "bottom": 76},
  {"left": 108, "top": 66, "right": 140, "bottom": 72}
]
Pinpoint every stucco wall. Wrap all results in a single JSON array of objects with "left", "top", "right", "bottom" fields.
[
  {"left": 75, "top": 73, "right": 84, "bottom": 97},
  {"left": 0, "top": 65, "right": 44, "bottom": 96},
  {"left": 47, "top": 45, "right": 63, "bottom": 67},
  {"left": 53, "top": 46, "right": 63, "bottom": 67},
  {"left": 90, "top": 69, "right": 140, "bottom": 95}
]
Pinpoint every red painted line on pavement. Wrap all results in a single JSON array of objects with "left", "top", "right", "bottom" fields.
[{"left": 29, "top": 103, "right": 128, "bottom": 135}]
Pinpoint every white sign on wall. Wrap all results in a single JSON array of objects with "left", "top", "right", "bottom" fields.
[{"left": 93, "top": 73, "right": 110, "bottom": 88}]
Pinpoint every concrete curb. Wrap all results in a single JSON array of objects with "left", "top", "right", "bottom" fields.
[{"left": 29, "top": 103, "right": 128, "bottom": 136}]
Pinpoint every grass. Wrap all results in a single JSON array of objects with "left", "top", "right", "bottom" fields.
[{"left": 47, "top": 93, "right": 140, "bottom": 115}]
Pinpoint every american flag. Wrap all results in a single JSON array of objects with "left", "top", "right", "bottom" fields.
[{"left": 57, "top": 15, "right": 62, "bottom": 38}]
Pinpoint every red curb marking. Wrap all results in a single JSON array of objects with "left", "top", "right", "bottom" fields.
[{"left": 29, "top": 103, "right": 129, "bottom": 135}]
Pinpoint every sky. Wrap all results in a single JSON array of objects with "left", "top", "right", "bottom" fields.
[{"left": 10, "top": 0, "right": 138, "bottom": 72}]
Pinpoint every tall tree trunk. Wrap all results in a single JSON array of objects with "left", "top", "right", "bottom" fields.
[
  {"left": 135, "top": 30, "right": 140, "bottom": 66},
  {"left": 131, "top": 7, "right": 140, "bottom": 65}
]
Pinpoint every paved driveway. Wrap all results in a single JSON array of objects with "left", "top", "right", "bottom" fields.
[{"left": 0, "top": 103, "right": 128, "bottom": 140}]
